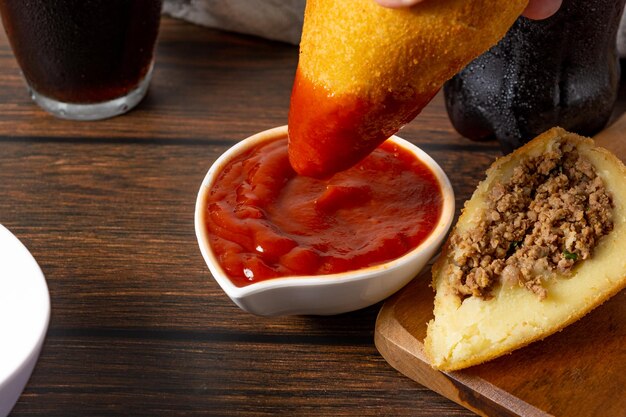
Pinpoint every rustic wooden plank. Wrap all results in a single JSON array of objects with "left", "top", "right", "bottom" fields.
[{"left": 10, "top": 335, "right": 475, "bottom": 417}]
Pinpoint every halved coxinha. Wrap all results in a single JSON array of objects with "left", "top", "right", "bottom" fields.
[{"left": 425, "top": 128, "right": 626, "bottom": 371}]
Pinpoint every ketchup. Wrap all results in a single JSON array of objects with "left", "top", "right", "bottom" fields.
[
  {"left": 288, "top": 69, "right": 438, "bottom": 178},
  {"left": 205, "top": 137, "right": 443, "bottom": 287}
]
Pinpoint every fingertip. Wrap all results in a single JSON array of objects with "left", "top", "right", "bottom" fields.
[
  {"left": 374, "top": 0, "right": 422, "bottom": 8},
  {"left": 522, "top": 0, "right": 562, "bottom": 20}
]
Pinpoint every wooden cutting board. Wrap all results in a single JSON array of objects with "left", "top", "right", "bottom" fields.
[{"left": 374, "top": 115, "right": 626, "bottom": 417}]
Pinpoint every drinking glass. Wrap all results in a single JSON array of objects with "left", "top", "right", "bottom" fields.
[{"left": 0, "top": 0, "right": 163, "bottom": 120}]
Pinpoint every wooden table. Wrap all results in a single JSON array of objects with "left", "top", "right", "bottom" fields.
[{"left": 0, "top": 17, "right": 623, "bottom": 417}]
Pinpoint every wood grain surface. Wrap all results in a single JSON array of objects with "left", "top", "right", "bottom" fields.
[{"left": 0, "top": 16, "right": 624, "bottom": 417}]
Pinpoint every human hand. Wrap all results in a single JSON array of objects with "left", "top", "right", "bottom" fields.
[{"left": 374, "top": 0, "right": 562, "bottom": 20}]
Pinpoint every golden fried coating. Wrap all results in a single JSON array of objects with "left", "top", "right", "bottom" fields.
[{"left": 288, "top": 0, "right": 528, "bottom": 177}]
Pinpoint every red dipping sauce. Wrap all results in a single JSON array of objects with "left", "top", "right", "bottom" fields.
[{"left": 204, "top": 136, "right": 443, "bottom": 287}]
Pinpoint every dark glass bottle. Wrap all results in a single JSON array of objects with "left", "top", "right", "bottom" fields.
[{"left": 444, "top": 0, "right": 626, "bottom": 153}]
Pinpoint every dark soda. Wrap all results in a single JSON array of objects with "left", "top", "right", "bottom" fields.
[
  {"left": 444, "top": 0, "right": 626, "bottom": 153},
  {"left": 0, "top": 0, "right": 163, "bottom": 104}
]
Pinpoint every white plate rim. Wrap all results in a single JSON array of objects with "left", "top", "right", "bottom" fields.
[{"left": 0, "top": 224, "right": 50, "bottom": 387}]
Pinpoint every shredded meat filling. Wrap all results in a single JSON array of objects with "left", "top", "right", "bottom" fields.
[{"left": 449, "top": 141, "right": 614, "bottom": 300}]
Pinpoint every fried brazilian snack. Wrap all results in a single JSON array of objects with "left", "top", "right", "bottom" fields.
[
  {"left": 425, "top": 128, "right": 626, "bottom": 371},
  {"left": 287, "top": 0, "right": 528, "bottom": 177}
]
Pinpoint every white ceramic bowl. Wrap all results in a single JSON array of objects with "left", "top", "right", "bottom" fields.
[
  {"left": 195, "top": 126, "right": 454, "bottom": 316},
  {"left": 0, "top": 225, "right": 50, "bottom": 417}
]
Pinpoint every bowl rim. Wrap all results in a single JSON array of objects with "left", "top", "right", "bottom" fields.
[{"left": 194, "top": 125, "right": 454, "bottom": 299}]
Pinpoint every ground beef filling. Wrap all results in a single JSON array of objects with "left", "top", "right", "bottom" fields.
[{"left": 449, "top": 141, "right": 614, "bottom": 300}]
